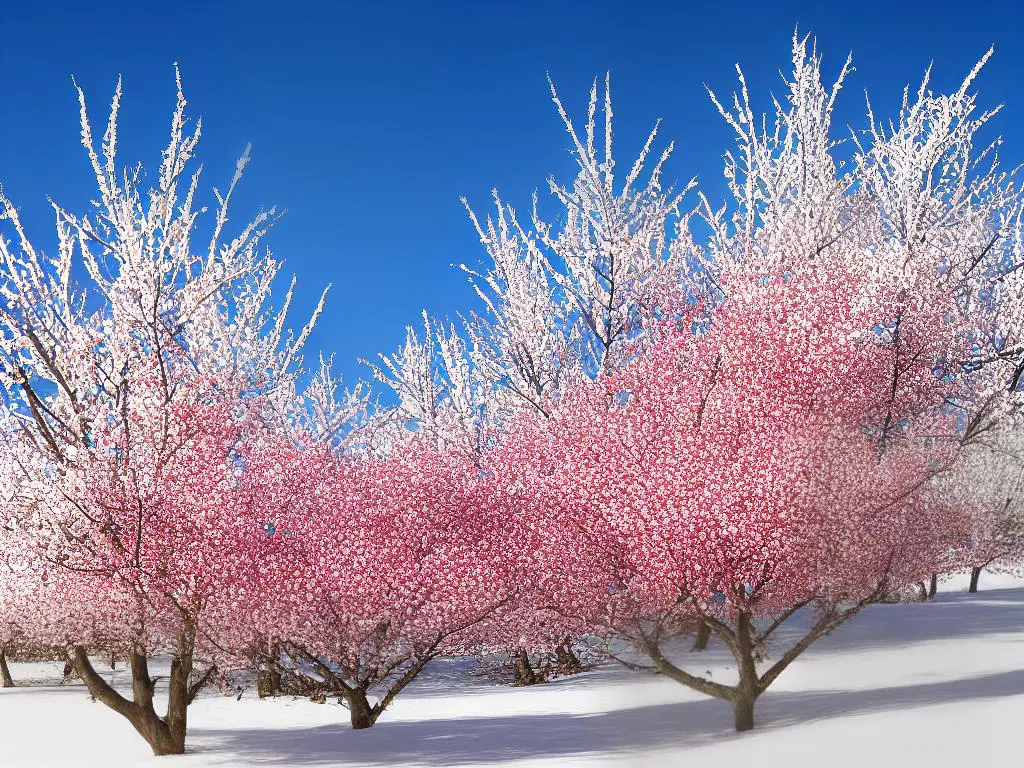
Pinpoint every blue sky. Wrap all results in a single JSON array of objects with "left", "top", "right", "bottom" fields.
[{"left": 2, "top": 0, "right": 1022, "bottom": 390}]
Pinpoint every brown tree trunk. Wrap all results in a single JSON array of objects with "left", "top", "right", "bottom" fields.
[
  {"left": 691, "top": 620, "right": 711, "bottom": 651},
  {"left": 255, "top": 639, "right": 283, "bottom": 697},
  {"left": 164, "top": 647, "right": 191, "bottom": 754},
  {"left": 345, "top": 688, "right": 377, "bottom": 729},
  {"left": 129, "top": 649, "right": 188, "bottom": 756},
  {"left": 0, "top": 647, "right": 14, "bottom": 688},
  {"left": 554, "top": 638, "right": 584, "bottom": 676},
  {"left": 927, "top": 573, "right": 938, "bottom": 599},
  {"left": 257, "top": 668, "right": 281, "bottom": 698},
  {"left": 732, "top": 611, "right": 760, "bottom": 732},
  {"left": 73, "top": 634, "right": 197, "bottom": 756},
  {"left": 514, "top": 649, "right": 540, "bottom": 686},
  {"left": 732, "top": 691, "right": 756, "bottom": 732},
  {"left": 969, "top": 566, "right": 982, "bottom": 593}
]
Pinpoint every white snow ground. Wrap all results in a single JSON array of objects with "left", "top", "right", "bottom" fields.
[{"left": 1, "top": 571, "right": 1022, "bottom": 768}]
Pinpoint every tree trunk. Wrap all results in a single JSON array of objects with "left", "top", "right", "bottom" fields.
[
  {"left": 928, "top": 573, "right": 938, "bottom": 599},
  {"left": 969, "top": 566, "right": 982, "bottom": 593},
  {"left": 345, "top": 688, "right": 377, "bottom": 729},
  {"left": 137, "top": 707, "right": 186, "bottom": 757},
  {"left": 0, "top": 647, "right": 14, "bottom": 688},
  {"left": 732, "top": 691, "right": 756, "bottom": 732},
  {"left": 73, "top": 637, "right": 194, "bottom": 756},
  {"left": 514, "top": 649, "right": 540, "bottom": 686},
  {"left": 691, "top": 620, "right": 711, "bottom": 651},
  {"left": 731, "top": 611, "right": 760, "bottom": 732},
  {"left": 733, "top": 692, "right": 757, "bottom": 733},
  {"left": 257, "top": 668, "right": 281, "bottom": 698},
  {"left": 554, "top": 638, "right": 584, "bottom": 676},
  {"left": 164, "top": 648, "right": 191, "bottom": 754}
]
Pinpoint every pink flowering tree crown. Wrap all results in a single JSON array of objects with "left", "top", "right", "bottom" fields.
[{"left": 233, "top": 435, "right": 522, "bottom": 728}]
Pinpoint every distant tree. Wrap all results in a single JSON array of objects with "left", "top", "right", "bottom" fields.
[{"left": 938, "top": 423, "right": 1024, "bottom": 591}]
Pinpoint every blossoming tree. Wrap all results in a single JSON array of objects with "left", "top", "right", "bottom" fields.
[
  {"left": 487, "top": 263, "right": 967, "bottom": 731},
  {"left": 0, "top": 72, "right": 324, "bottom": 755},
  {"left": 232, "top": 435, "right": 521, "bottom": 728}
]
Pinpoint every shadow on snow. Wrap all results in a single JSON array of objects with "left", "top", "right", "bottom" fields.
[
  {"left": 191, "top": 588, "right": 1024, "bottom": 766},
  {"left": 192, "top": 669, "right": 1024, "bottom": 766}
]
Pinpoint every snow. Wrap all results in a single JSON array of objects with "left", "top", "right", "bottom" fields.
[{"left": 2, "top": 574, "right": 1022, "bottom": 768}]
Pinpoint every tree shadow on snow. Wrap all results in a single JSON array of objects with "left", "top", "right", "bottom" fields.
[{"left": 193, "top": 667, "right": 1024, "bottom": 766}]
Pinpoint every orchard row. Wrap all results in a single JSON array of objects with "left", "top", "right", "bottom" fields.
[{"left": 0, "top": 35, "right": 1021, "bottom": 757}]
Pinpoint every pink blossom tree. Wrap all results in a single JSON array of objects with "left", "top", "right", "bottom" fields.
[
  {"left": 0, "top": 542, "right": 113, "bottom": 688},
  {"left": 0, "top": 72, "right": 325, "bottom": 755},
  {"left": 704, "top": 34, "right": 1024, "bottom": 430},
  {"left": 487, "top": 264, "right": 967, "bottom": 731},
  {"left": 701, "top": 33, "right": 1024, "bottom": 597},
  {"left": 937, "top": 423, "right": 1024, "bottom": 591},
  {"left": 234, "top": 435, "right": 520, "bottom": 728}
]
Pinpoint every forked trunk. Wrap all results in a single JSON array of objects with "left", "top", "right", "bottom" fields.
[
  {"left": 691, "top": 620, "right": 711, "bottom": 651},
  {"left": 0, "top": 647, "right": 14, "bottom": 688},
  {"left": 345, "top": 688, "right": 378, "bottom": 729},
  {"left": 73, "top": 628, "right": 200, "bottom": 756},
  {"left": 133, "top": 706, "right": 187, "bottom": 757},
  {"left": 969, "top": 566, "right": 982, "bottom": 593}
]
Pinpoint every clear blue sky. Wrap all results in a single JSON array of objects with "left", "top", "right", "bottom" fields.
[{"left": 2, "top": 0, "right": 1022, "bottom": 389}]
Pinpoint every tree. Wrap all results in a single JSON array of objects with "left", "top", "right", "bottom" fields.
[
  {"left": 488, "top": 265, "right": 966, "bottom": 732},
  {"left": 0, "top": 537, "right": 111, "bottom": 689},
  {"left": 699, "top": 31, "right": 1024, "bottom": 592},
  {"left": 0, "top": 71, "right": 323, "bottom": 755},
  {"left": 417, "top": 74, "right": 707, "bottom": 678},
  {"left": 704, "top": 33, "right": 1024, "bottom": 431},
  {"left": 938, "top": 421, "right": 1024, "bottom": 590},
  {"left": 237, "top": 436, "right": 519, "bottom": 728},
  {"left": 0, "top": 526, "right": 50, "bottom": 688}
]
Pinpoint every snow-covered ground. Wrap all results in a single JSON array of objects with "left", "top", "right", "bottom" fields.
[{"left": 2, "top": 572, "right": 1022, "bottom": 768}]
